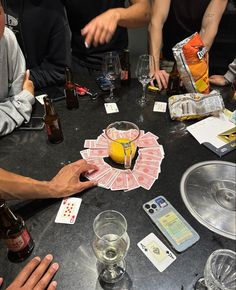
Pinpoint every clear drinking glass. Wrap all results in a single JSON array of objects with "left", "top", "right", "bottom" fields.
[
  {"left": 102, "top": 51, "right": 121, "bottom": 103},
  {"left": 135, "top": 54, "right": 155, "bottom": 106},
  {"left": 195, "top": 249, "right": 236, "bottom": 290},
  {"left": 92, "top": 210, "right": 130, "bottom": 284}
]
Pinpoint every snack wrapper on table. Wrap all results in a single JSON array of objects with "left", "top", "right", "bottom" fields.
[
  {"left": 168, "top": 90, "right": 225, "bottom": 121},
  {"left": 172, "top": 32, "right": 210, "bottom": 94}
]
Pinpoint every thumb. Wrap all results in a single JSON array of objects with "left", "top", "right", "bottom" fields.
[{"left": 24, "top": 69, "right": 30, "bottom": 81}]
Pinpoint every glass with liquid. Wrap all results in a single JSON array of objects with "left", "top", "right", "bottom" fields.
[{"left": 92, "top": 210, "right": 130, "bottom": 283}]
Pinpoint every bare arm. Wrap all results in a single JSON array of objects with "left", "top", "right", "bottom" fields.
[
  {"left": 81, "top": 0, "right": 150, "bottom": 47},
  {"left": 0, "top": 160, "right": 98, "bottom": 200},
  {"left": 200, "top": 0, "right": 228, "bottom": 50},
  {"left": 148, "top": 0, "right": 171, "bottom": 89}
]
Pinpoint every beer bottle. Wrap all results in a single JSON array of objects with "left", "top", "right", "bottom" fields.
[
  {"left": 0, "top": 199, "right": 34, "bottom": 263},
  {"left": 120, "top": 49, "right": 131, "bottom": 86},
  {"left": 65, "top": 67, "right": 79, "bottom": 110},
  {"left": 43, "top": 95, "right": 64, "bottom": 144},
  {"left": 166, "top": 62, "right": 180, "bottom": 97}
]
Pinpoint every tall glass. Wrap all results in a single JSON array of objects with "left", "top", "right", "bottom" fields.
[
  {"left": 92, "top": 210, "right": 130, "bottom": 284},
  {"left": 105, "top": 121, "right": 140, "bottom": 169},
  {"left": 195, "top": 249, "right": 236, "bottom": 290},
  {"left": 102, "top": 51, "right": 121, "bottom": 103},
  {"left": 135, "top": 54, "right": 155, "bottom": 106}
]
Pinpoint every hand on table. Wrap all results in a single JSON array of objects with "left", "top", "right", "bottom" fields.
[
  {"left": 81, "top": 9, "right": 120, "bottom": 47},
  {"left": 23, "top": 70, "right": 34, "bottom": 95},
  {"left": 151, "top": 69, "right": 169, "bottom": 90},
  {"left": 49, "top": 159, "right": 98, "bottom": 198},
  {"left": 5, "top": 255, "right": 59, "bottom": 290},
  {"left": 209, "top": 75, "right": 228, "bottom": 86}
]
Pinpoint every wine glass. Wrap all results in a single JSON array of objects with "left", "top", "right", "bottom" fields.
[
  {"left": 195, "top": 249, "right": 236, "bottom": 290},
  {"left": 92, "top": 210, "right": 130, "bottom": 284},
  {"left": 135, "top": 54, "right": 155, "bottom": 106},
  {"left": 102, "top": 51, "right": 121, "bottom": 103}
]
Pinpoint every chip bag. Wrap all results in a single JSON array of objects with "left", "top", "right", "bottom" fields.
[{"left": 172, "top": 32, "right": 210, "bottom": 94}]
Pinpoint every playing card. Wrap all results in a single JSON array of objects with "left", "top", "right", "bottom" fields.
[
  {"left": 137, "top": 137, "right": 159, "bottom": 148},
  {"left": 139, "top": 147, "right": 164, "bottom": 158},
  {"left": 136, "top": 158, "right": 161, "bottom": 168},
  {"left": 84, "top": 139, "right": 108, "bottom": 149},
  {"left": 80, "top": 149, "right": 90, "bottom": 159},
  {"left": 137, "top": 154, "right": 162, "bottom": 162},
  {"left": 153, "top": 101, "right": 167, "bottom": 113},
  {"left": 85, "top": 164, "right": 111, "bottom": 180},
  {"left": 137, "top": 233, "right": 176, "bottom": 272},
  {"left": 111, "top": 171, "right": 128, "bottom": 191},
  {"left": 55, "top": 197, "right": 82, "bottom": 224},
  {"left": 134, "top": 164, "right": 159, "bottom": 178},
  {"left": 139, "top": 132, "right": 159, "bottom": 140},
  {"left": 87, "top": 148, "right": 108, "bottom": 158},
  {"left": 132, "top": 170, "right": 156, "bottom": 190},
  {"left": 125, "top": 170, "right": 140, "bottom": 191},
  {"left": 97, "top": 169, "right": 114, "bottom": 188},
  {"left": 104, "top": 103, "right": 119, "bottom": 114}
]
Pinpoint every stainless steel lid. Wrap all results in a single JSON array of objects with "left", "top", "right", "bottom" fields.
[{"left": 180, "top": 161, "right": 236, "bottom": 240}]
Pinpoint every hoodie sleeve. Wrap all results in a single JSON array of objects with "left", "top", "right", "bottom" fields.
[
  {"left": 0, "top": 28, "right": 35, "bottom": 137},
  {"left": 224, "top": 58, "right": 236, "bottom": 84},
  {"left": 29, "top": 6, "right": 71, "bottom": 89}
]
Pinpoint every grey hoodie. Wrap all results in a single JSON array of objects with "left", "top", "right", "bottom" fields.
[
  {"left": 0, "top": 27, "right": 34, "bottom": 136},
  {"left": 224, "top": 58, "right": 236, "bottom": 84}
]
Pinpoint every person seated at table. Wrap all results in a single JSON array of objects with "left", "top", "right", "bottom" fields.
[
  {"left": 62, "top": 0, "right": 150, "bottom": 74},
  {"left": 149, "top": 0, "right": 228, "bottom": 90},
  {"left": 0, "top": 159, "right": 98, "bottom": 200},
  {"left": 3, "top": 0, "right": 70, "bottom": 90},
  {"left": 0, "top": 1, "right": 34, "bottom": 137},
  {"left": 209, "top": 58, "right": 236, "bottom": 86}
]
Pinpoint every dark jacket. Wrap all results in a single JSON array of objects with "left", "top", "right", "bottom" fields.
[{"left": 3, "top": 0, "right": 71, "bottom": 89}]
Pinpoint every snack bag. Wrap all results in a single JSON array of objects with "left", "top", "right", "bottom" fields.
[{"left": 172, "top": 32, "right": 210, "bottom": 94}]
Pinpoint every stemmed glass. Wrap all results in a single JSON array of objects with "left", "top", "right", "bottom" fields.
[
  {"left": 135, "top": 54, "right": 155, "bottom": 106},
  {"left": 195, "top": 249, "right": 236, "bottom": 290},
  {"left": 102, "top": 51, "right": 121, "bottom": 103},
  {"left": 92, "top": 210, "right": 130, "bottom": 284}
]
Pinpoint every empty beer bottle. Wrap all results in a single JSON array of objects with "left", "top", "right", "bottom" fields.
[
  {"left": 0, "top": 199, "right": 34, "bottom": 263},
  {"left": 166, "top": 62, "right": 180, "bottom": 97},
  {"left": 120, "top": 49, "right": 131, "bottom": 86},
  {"left": 43, "top": 95, "right": 63, "bottom": 144},
  {"left": 65, "top": 67, "right": 79, "bottom": 109}
]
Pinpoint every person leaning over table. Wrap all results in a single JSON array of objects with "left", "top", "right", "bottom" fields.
[
  {"left": 0, "top": 159, "right": 98, "bottom": 289},
  {"left": 0, "top": 0, "right": 34, "bottom": 137},
  {"left": 209, "top": 58, "right": 236, "bottom": 86},
  {"left": 149, "top": 0, "right": 228, "bottom": 90},
  {"left": 62, "top": 0, "right": 150, "bottom": 74},
  {"left": 2, "top": 0, "right": 71, "bottom": 91}
]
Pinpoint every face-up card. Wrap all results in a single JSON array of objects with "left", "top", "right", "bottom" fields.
[
  {"left": 137, "top": 233, "right": 176, "bottom": 272},
  {"left": 153, "top": 101, "right": 167, "bottom": 113},
  {"left": 55, "top": 197, "right": 82, "bottom": 224},
  {"left": 104, "top": 103, "right": 119, "bottom": 114}
]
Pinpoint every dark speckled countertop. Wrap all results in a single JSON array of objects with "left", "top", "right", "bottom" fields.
[{"left": 0, "top": 79, "right": 235, "bottom": 290}]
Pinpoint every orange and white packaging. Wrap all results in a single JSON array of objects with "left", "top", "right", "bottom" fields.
[{"left": 172, "top": 32, "right": 210, "bottom": 94}]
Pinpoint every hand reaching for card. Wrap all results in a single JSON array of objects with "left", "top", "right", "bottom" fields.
[
  {"left": 48, "top": 160, "right": 98, "bottom": 198},
  {"left": 4, "top": 254, "right": 59, "bottom": 290}
]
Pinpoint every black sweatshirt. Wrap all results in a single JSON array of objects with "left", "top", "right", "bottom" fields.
[{"left": 3, "top": 0, "right": 71, "bottom": 89}]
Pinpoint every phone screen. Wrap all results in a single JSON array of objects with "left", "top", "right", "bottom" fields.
[{"left": 18, "top": 117, "right": 44, "bottom": 130}]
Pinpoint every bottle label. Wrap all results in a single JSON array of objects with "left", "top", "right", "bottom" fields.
[
  {"left": 45, "top": 121, "right": 60, "bottom": 136},
  {"left": 5, "top": 229, "right": 31, "bottom": 252}
]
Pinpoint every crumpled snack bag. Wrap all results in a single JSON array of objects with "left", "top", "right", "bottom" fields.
[{"left": 172, "top": 32, "right": 210, "bottom": 94}]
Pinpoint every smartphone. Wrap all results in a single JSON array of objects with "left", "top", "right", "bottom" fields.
[
  {"left": 143, "top": 195, "right": 200, "bottom": 252},
  {"left": 18, "top": 117, "right": 44, "bottom": 130},
  {"left": 96, "top": 76, "right": 112, "bottom": 91}
]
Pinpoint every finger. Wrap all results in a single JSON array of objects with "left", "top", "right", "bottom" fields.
[
  {"left": 34, "top": 263, "right": 59, "bottom": 290},
  {"left": 93, "top": 27, "right": 103, "bottom": 47},
  {"left": 0, "top": 277, "right": 3, "bottom": 286},
  {"left": 47, "top": 281, "right": 58, "bottom": 290},
  {"left": 80, "top": 163, "right": 99, "bottom": 174},
  {"left": 99, "top": 29, "right": 108, "bottom": 45},
  {"left": 24, "top": 254, "right": 53, "bottom": 288},
  {"left": 24, "top": 69, "right": 30, "bottom": 81},
  {"left": 159, "top": 72, "right": 168, "bottom": 89},
  {"left": 81, "top": 25, "right": 96, "bottom": 48},
  {"left": 156, "top": 75, "right": 162, "bottom": 90},
  {"left": 105, "top": 30, "right": 113, "bottom": 44},
  {"left": 12, "top": 256, "right": 41, "bottom": 287},
  {"left": 79, "top": 180, "right": 97, "bottom": 192}
]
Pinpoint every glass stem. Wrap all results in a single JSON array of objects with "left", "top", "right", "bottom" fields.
[
  {"left": 141, "top": 84, "right": 147, "bottom": 102},
  {"left": 109, "top": 86, "right": 114, "bottom": 99}
]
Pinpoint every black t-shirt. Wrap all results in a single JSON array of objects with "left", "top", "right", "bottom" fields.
[
  {"left": 63, "top": 0, "right": 128, "bottom": 69},
  {"left": 162, "top": 0, "right": 211, "bottom": 60}
]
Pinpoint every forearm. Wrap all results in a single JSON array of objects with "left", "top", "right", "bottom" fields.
[
  {"left": 114, "top": 0, "right": 150, "bottom": 28},
  {"left": 149, "top": 22, "right": 163, "bottom": 71},
  {"left": 0, "top": 168, "right": 54, "bottom": 200},
  {"left": 200, "top": 0, "right": 228, "bottom": 50}
]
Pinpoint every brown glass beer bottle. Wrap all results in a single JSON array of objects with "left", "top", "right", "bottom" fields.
[
  {"left": 166, "top": 62, "right": 180, "bottom": 97},
  {"left": 43, "top": 95, "right": 64, "bottom": 144},
  {"left": 120, "top": 49, "right": 131, "bottom": 86},
  {"left": 65, "top": 67, "right": 79, "bottom": 109},
  {"left": 0, "top": 200, "right": 34, "bottom": 263}
]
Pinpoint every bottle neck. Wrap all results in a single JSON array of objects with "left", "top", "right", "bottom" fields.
[
  {"left": 65, "top": 68, "right": 74, "bottom": 87},
  {"left": 43, "top": 97, "right": 56, "bottom": 116},
  {"left": 0, "top": 200, "right": 18, "bottom": 229}
]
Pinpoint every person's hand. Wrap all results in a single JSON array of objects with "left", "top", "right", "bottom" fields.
[
  {"left": 6, "top": 255, "right": 59, "bottom": 290},
  {"left": 209, "top": 75, "right": 228, "bottom": 86},
  {"left": 152, "top": 69, "right": 169, "bottom": 90},
  {"left": 81, "top": 9, "right": 120, "bottom": 47},
  {"left": 0, "top": 277, "right": 3, "bottom": 287},
  {"left": 48, "top": 159, "right": 98, "bottom": 198},
  {"left": 23, "top": 70, "right": 34, "bottom": 95}
]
